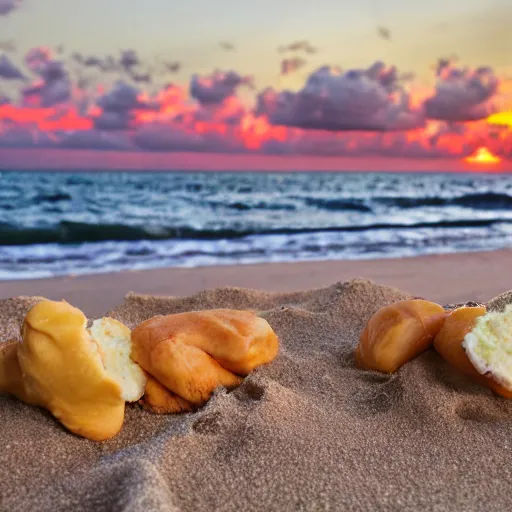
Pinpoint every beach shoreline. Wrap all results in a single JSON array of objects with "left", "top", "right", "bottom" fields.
[{"left": 1, "top": 248, "right": 510, "bottom": 317}]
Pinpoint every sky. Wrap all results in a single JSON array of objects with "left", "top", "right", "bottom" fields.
[{"left": 0, "top": 0, "right": 511, "bottom": 170}]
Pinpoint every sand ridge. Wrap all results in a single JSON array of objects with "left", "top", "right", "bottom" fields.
[{"left": 2, "top": 278, "right": 512, "bottom": 511}]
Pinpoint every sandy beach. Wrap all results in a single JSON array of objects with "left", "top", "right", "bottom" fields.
[
  {"left": 1, "top": 249, "right": 512, "bottom": 316},
  {"left": 2, "top": 249, "right": 512, "bottom": 511}
]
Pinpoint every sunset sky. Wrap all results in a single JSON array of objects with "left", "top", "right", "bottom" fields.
[{"left": 0, "top": 0, "right": 511, "bottom": 170}]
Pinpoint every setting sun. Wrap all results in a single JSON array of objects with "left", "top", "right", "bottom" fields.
[{"left": 465, "top": 147, "right": 501, "bottom": 165}]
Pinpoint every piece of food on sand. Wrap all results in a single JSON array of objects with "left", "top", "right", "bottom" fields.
[
  {"left": 131, "top": 309, "right": 279, "bottom": 408},
  {"left": 0, "top": 341, "right": 36, "bottom": 406},
  {"left": 0, "top": 300, "right": 147, "bottom": 441},
  {"left": 433, "top": 305, "right": 490, "bottom": 384},
  {"left": 435, "top": 304, "right": 512, "bottom": 398},
  {"left": 355, "top": 299, "right": 446, "bottom": 373},
  {"left": 139, "top": 372, "right": 194, "bottom": 414}
]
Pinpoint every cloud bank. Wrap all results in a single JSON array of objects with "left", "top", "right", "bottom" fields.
[{"left": 0, "top": 45, "right": 510, "bottom": 160}]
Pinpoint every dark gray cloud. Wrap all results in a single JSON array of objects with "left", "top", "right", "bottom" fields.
[
  {"left": 0, "top": 54, "right": 25, "bottom": 80},
  {"left": 97, "top": 81, "right": 155, "bottom": 111},
  {"left": 22, "top": 78, "right": 71, "bottom": 107},
  {"left": 425, "top": 61, "right": 500, "bottom": 122},
  {"left": 83, "top": 55, "right": 109, "bottom": 69},
  {"left": 71, "top": 52, "right": 83, "bottom": 63},
  {"left": 190, "top": 70, "right": 253, "bottom": 105},
  {"left": 278, "top": 41, "right": 317, "bottom": 54},
  {"left": 130, "top": 72, "right": 152, "bottom": 84},
  {"left": 22, "top": 50, "right": 72, "bottom": 107},
  {"left": 72, "top": 53, "right": 119, "bottom": 72},
  {"left": 0, "top": 0, "right": 20, "bottom": 16},
  {"left": 71, "top": 49, "right": 153, "bottom": 84},
  {"left": 280, "top": 57, "right": 307, "bottom": 75},
  {"left": 377, "top": 26, "right": 392, "bottom": 41},
  {"left": 257, "top": 62, "right": 425, "bottom": 131},
  {"left": 24, "top": 47, "right": 53, "bottom": 73},
  {"left": 164, "top": 61, "right": 181, "bottom": 73},
  {"left": 93, "top": 81, "right": 159, "bottom": 130},
  {"left": 120, "top": 50, "right": 155, "bottom": 84},
  {"left": 119, "top": 50, "right": 140, "bottom": 71}
]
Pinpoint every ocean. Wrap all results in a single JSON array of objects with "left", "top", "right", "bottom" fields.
[{"left": 1, "top": 170, "right": 512, "bottom": 280}]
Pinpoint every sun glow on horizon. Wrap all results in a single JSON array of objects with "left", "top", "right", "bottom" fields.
[
  {"left": 487, "top": 111, "right": 512, "bottom": 128},
  {"left": 465, "top": 146, "right": 501, "bottom": 165}
]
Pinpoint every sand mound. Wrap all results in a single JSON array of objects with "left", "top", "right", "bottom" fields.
[{"left": 1, "top": 279, "right": 512, "bottom": 511}]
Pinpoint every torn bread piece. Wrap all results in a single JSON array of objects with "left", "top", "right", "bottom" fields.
[
  {"left": 355, "top": 299, "right": 446, "bottom": 373},
  {"left": 434, "top": 305, "right": 512, "bottom": 398},
  {"left": 140, "top": 372, "right": 194, "bottom": 414},
  {"left": 131, "top": 309, "right": 279, "bottom": 406},
  {"left": 89, "top": 317, "right": 146, "bottom": 403},
  {"left": 0, "top": 299, "right": 146, "bottom": 441},
  {"left": 462, "top": 303, "right": 512, "bottom": 393}
]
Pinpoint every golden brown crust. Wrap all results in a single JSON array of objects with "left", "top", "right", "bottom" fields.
[
  {"left": 139, "top": 373, "right": 194, "bottom": 414},
  {"left": 355, "top": 299, "right": 446, "bottom": 373},
  {"left": 433, "top": 305, "right": 512, "bottom": 399},
  {"left": 131, "top": 309, "right": 278, "bottom": 406},
  {"left": 2, "top": 300, "right": 126, "bottom": 441},
  {"left": 0, "top": 340, "right": 36, "bottom": 405}
]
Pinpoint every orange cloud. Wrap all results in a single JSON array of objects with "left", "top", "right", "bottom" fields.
[{"left": 0, "top": 53, "right": 511, "bottom": 162}]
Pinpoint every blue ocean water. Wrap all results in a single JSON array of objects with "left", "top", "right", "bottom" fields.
[{"left": 1, "top": 170, "right": 512, "bottom": 279}]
